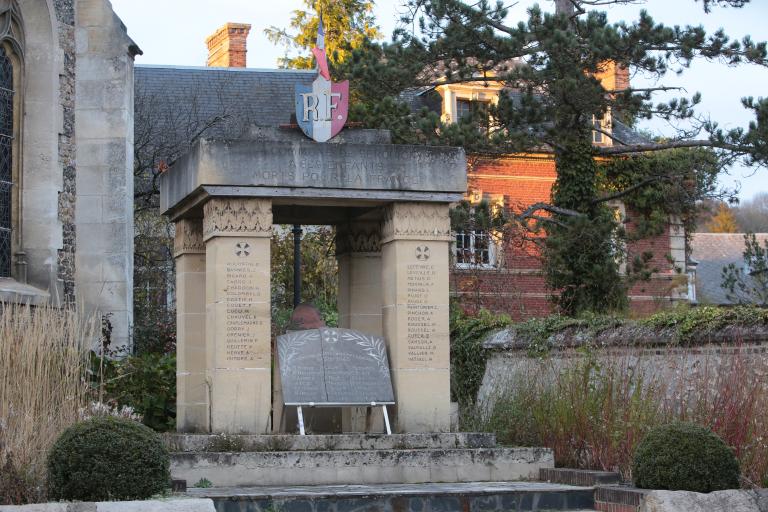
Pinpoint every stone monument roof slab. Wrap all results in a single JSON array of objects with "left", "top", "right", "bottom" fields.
[{"left": 160, "top": 138, "right": 467, "bottom": 218}]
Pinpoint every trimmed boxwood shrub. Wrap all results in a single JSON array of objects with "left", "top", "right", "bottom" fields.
[
  {"left": 47, "top": 416, "right": 170, "bottom": 501},
  {"left": 632, "top": 422, "right": 740, "bottom": 492}
]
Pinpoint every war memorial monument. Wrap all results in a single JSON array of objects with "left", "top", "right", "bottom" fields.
[{"left": 161, "top": 20, "right": 554, "bottom": 492}]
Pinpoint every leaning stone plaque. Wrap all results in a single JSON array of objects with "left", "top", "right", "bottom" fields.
[{"left": 277, "top": 328, "right": 395, "bottom": 406}]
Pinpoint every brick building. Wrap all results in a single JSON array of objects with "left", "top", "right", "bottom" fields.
[{"left": 418, "top": 65, "right": 689, "bottom": 319}]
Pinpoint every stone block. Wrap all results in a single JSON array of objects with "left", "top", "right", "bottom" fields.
[
  {"left": 382, "top": 304, "right": 450, "bottom": 370},
  {"left": 209, "top": 368, "right": 272, "bottom": 433},
  {"left": 389, "top": 368, "right": 450, "bottom": 432},
  {"left": 344, "top": 314, "right": 382, "bottom": 337},
  {"left": 75, "top": 253, "right": 105, "bottom": 283},
  {"left": 381, "top": 243, "right": 450, "bottom": 306},
  {"left": 76, "top": 194, "right": 103, "bottom": 224},
  {"left": 207, "top": 301, "right": 270, "bottom": 370},
  {"left": 101, "top": 254, "right": 130, "bottom": 284},
  {"left": 161, "top": 140, "right": 466, "bottom": 216},
  {"left": 177, "top": 254, "right": 206, "bottom": 274},
  {"left": 74, "top": 165, "right": 105, "bottom": 195},
  {"left": 640, "top": 489, "right": 765, "bottom": 512},
  {"left": 77, "top": 281, "right": 128, "bottom": 311},
  {"left": 177, "top": 272, "right": 206, "bottom": 313},
  {"left": 76, "top": 108, "right": 128, "bottom": 140},
  {"left": 177, "top": 314, "right": 205, "bottom": 366},
  {"left": 97, "top": 499, "right": 216, "bottom": 512},
  {"left": 76, "top": 79, "right": 107, "bottom": 109}
]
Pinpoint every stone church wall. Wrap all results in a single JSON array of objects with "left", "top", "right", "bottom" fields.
[
  {"left": 10, "top": 0, "right": 135, "bottom": 349},
  {"left": 74, "top": 0, "right": 137, "bottom": 349}
]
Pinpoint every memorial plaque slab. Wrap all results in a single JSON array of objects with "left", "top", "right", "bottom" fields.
[{"left": 277, "top": 328, "right": 395, "bottom": 405}]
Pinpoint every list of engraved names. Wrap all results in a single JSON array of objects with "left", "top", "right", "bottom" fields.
[
  {"left": 224, "top": 260, "right": 262, "bottom": 364},
  {"left": 406, "top": 262, "right": 438, "bottom": 364}
]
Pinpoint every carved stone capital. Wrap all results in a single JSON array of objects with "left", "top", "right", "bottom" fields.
[
  {"left": 380, "top": 203, "right": 452, "bottom": 244},
  {"left": 336, "top": 221, "right": 381, "bottom": 255},
  {"left": 203, "top": 198, "right": 272, "bottom": 240},
  {"left": 174, "top": 219, "right": 204, "bottom": 257}
]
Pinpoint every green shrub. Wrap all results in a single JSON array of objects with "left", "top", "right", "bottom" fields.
[
  {"left": 47, "top": 416, "right": 170, "bottom": 501},
  {"left": 450, "top": 306, "right": 511, "bottom": 408},
  {"left": 93, "top": 352, "right": 177, "bottom": 431},
  {"left": 633, "top": 422, "right": 740, "bottom": 492}
]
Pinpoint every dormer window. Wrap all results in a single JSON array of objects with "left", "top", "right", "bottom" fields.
[
  {"left": 456, "top": 98, "right": 491, "bottom": 133},
  {"left": 592, "top": 113, "right": 612, "bottom": 146}
]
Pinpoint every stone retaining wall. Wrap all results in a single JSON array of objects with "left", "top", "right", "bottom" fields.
[
  {"left": 478, "top": 326, "right": 768, "bottom": 411},
  {"left": 0, "top": 498, "right": 215, "bottom": 512}
]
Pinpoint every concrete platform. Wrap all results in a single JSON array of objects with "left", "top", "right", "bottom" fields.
[
  {"left": 186, "top": 481, "right": 596, "bottom": 512},
  {"left": 171, "top": 447, "right": 553, "bottom": 487},
  {"left": 164, "top": 433, "right": 497, "bottom": 452}
]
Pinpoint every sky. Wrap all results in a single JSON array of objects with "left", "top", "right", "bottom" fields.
[{"left": 111, "top": 0, "right": 768, "bottom": 201}]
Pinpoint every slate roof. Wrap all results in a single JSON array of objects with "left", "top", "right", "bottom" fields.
[
  {"left": 690, "top": 233, "right": 768, "bottom": 305},
  {"left": 134, "top": 64, "right": 315, "bottom": 135}
]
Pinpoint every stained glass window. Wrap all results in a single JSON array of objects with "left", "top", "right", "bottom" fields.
[{"left": 0, "top": 46, "right": 13, "bottom": 278}]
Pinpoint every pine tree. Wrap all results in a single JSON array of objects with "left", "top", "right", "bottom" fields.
[{"left": 336, "top": 0, "right": 767, "bottom": 315}]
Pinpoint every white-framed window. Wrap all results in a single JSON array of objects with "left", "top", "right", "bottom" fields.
[
  {"left": 592, "top": 116, "right": 603, "bottom": 143},
  {"left": 454, "top": 230, "right": 497, "bottom": 268},
  {"left": 591, "top": 112, "right": 612, "bottom": 145}
]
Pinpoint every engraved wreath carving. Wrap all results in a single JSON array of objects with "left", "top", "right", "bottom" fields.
[
  {"left": 277, "top": 329, "right": 317, "bottom": 366},
  {"left": 340, "top": 330, "right": 391, "bottom": 377}
]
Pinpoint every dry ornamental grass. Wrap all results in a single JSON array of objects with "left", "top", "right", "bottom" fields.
[{"left": 0, "top": 303, "right": 96, "bottom": 504}]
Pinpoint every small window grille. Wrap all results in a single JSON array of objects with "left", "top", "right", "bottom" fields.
[
  {"left": 455, "top": 230, "right": 494, "bottom": 267},
  {"left": 0, "top": 46, "right": 13, "bottom": 278}
]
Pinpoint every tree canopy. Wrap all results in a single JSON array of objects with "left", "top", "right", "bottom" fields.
[
  {"left": 325, "top": 0, "right": 768, "bottom": 315},
  {"left": 264, "top": 0, "right": 380, "bottom": 69}
]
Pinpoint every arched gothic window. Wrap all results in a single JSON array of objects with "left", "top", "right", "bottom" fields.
[
  {"left": 0, "top": 45, "right": 13, "bottom": 277},
  {"left": 0, "top": 0, "right": 23, "bottom": 280}
]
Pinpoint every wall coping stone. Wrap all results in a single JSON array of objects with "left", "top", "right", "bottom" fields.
[
  {"left": 483, "top": 323, "right": 768, "bottom": 351},
  {"left": 0, "top": 498, "right": 215, "bottom": 512}
]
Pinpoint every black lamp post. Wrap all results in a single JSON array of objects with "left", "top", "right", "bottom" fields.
[{"left": 292, "top": 224, "right": 302, "bottom": 308}]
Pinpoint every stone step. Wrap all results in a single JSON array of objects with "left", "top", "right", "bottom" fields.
[
  {"left": 164, "top": 432, "right": 497, "bottom": 452},
  {"left": 185, "top": 481, "right": 596, "bottom": 512},
  {"left": 171, "top": 447, "right": 554, "bottom": 487}
]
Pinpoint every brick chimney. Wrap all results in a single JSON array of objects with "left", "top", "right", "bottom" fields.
[
  {"left": 205, "top": 22, "right": 251, "bottom": 68},
  {"left": 595, "top": 61, "right": 630, "bottom": 92}
]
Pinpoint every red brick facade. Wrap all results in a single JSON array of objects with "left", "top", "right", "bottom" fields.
[{"left": 450, "top": 153, "right": 686, "bottom": 320}]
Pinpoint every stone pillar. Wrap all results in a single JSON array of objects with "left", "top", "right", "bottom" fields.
[
  {"left": 381, "top": 203, "right": 452, "bottom": 432},
  {"left": 337, "top": 220, "right": 383, "bottom": 336},
  {"left": 203, "top": 198, "right": 272, "bottom": 433},
  {"left": 337, "top": 220, "right": 383, "bottom": 432},
  {"left": 174, "top": 218, "right": 208, "bottom": 432}
]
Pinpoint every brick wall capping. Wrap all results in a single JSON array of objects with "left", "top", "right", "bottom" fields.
[
  {"left": 540, "top": 467, "right": 621, "bottom": 487},
  {"left": 483, "top": 322, "right": 768, "bottom": 351}
]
